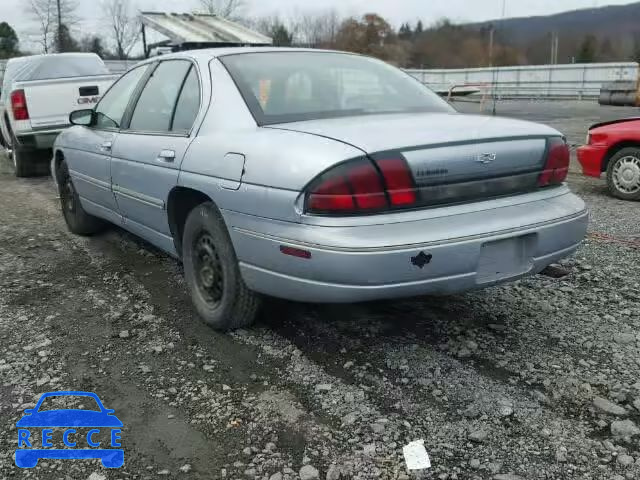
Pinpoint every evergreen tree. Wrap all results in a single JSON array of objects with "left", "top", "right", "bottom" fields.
[
  {"left": 0, "top": 22, "right": 20, "bottom": 58},
  {"left": 271, "top": 23, "right": 293, "bottom": 46},
  {"left": 577, "top": 35, "right": 597, "bottom": 63}
]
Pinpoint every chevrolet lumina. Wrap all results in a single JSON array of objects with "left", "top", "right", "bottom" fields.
[{"left": 51, "top": 48, "right": 588, "bottom": 331}]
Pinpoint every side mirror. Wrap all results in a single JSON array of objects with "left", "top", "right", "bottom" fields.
[{"left": 69, "top": 109, "right": 94, "bottom": 127}]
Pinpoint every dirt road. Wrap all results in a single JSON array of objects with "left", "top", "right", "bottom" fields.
[{"left": 1, "top": 135, "right": 639, "bottom": 479}]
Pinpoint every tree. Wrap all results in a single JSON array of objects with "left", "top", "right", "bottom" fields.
[
  {"left": 57, "top": 23, "right": 79, "bottom": 52},
  {"left": 27, "top": 0, "right": 78, "bottom": 53},
  {"left": 577, "top": 35, "right": 598, "bottom": 63},
  {"left": 414, "top": 20, "right": 424, "bottom": 36},
  {"left": 291, "top": 9, "right": 341, "bottom": 48},
  {"left": 398, "top": 22, "right": 412, "bottom": 40},
  {"left": 0, "top": 22, "right": 20, "bottom": 58},
  {"left": 198, "top": 0, "right": 244, "bottom": 19},
  {"left": 271, "top": 23, "right": 293, "bottom": 46},
  {"left": 334, "top": 14, "right": 406, "bottom": 62},
  {"left": 633, "top": 35, "right": 640, "bottom": 63},
  {"left": 80, "top": 35, "right": 107, "bottom": 57},
  {"left": 103, "top": 0, "right": 140, "bottom": 60}
]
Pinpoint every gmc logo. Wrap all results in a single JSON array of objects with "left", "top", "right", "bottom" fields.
[{"left": 77, "top": 96, "right": 100, "bottom": 105}]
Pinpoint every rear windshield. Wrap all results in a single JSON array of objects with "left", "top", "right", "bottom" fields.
[
  {"left": 11, "top": 55, "right": 109, "bottom": 82},
  {"left": 219, "top": 51, "right": 453, "bottom": 125}
]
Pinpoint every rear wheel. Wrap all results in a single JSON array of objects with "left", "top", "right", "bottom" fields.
[
  {"left": 606, "top": 147, "right": 640, "bottom": 201},
  {"left": 57, "top": 160, "right": 105, "bottom": 235},
  {"left": 182, "top": 202, "right": 260, "bottom": 331},
  {"left": 11, "top": 142, "right": 38, "bottom": 178}
]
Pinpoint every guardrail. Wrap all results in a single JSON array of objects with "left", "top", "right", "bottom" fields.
[{"left": 406, "top": 62, "right": 640, "bottom": 99}]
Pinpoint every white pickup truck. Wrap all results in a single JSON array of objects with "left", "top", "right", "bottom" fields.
[{"left": 0, "top": 53, "right": 119, "bottom": 177}]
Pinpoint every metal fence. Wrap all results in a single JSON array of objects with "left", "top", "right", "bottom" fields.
[
  {"left": 2, "top": 59, "right": 639, "bottom": 100},
  {"left": 406, "top": 62, "right": 640, "bottom": 99}
]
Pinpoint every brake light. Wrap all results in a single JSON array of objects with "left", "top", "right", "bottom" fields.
[
  {"left": 11, "top": 89, "right": 29, "bottom": 121},
  {"left": 376, "top": 158, "right": 417, "bottom": 206},
  {"left": 305, "top": 157, "right": 417, "bottom": 215},
  {"left": 538, "top": 138, "right": 569, "bottom": 187}
]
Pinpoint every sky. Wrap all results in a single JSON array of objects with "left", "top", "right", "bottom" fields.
[{"left": 2, "top": 0, "right": 639, "bottom": 52}]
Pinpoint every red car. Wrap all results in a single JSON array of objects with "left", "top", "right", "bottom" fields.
[{"left": 577, "top": 118, "right": 640, "bottom": 200}]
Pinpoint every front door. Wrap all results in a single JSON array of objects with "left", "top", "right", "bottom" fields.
[
  {"left": 67, "top": 65, "right": 150, "bottom": 217},
  {"left": 110, "top": 60, "right": 202, "bottom": 251}
]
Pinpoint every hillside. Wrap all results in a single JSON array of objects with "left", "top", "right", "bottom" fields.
[{"left": 470, "top": 2, "right": 640, "bottom": 63}]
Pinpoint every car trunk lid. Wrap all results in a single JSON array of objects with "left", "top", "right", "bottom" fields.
[{"left": 269, "top": 112, "right": 560, "bottom": 208}]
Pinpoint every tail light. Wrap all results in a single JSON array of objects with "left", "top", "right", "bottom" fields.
[
  {"left": 538, "top": 137, "right": 569, "bottom": 187},
  {"left": 11, "top": 89, "right": 29, "bottom": 121},
  {"left": 305, "top": 157, "right": 417, "bottom": 215}
]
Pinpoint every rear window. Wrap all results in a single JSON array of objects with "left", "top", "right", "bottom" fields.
[
  {"left": 11, "top": 55, "right": 109, "bottom": 82},
  {"left": 219, "top": 51, "right": 453, "bottom": 125}
]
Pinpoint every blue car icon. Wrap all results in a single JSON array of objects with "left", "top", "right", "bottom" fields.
[{"left": 15, "top": 391, "right": 123, "bottom": 468}]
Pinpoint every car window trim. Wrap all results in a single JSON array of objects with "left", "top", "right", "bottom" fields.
[
  {"left": 91, "top": 64, "right": 152, "bottom": 132},
  {"left": 122, "top": 59, "right": 200, "bottom": 137},
  {"left": 169, "top": 64, "right": 193, "bottom": 132},
  {"left": 119, "top": 62, "right": 159, "bottom": 131},
  {"left": 171, "top": 64, "right": 203, "bottom": 134}
]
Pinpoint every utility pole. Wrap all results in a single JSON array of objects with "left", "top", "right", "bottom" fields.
[
  {"left": 488, "top": 28, "right": 495, "bottom": 67},
  {"left": 550, "top": 32, "right": 559, "bottom": 64},
  {"left": 56, "top": 0, "right": 62, "bottom": 52}
]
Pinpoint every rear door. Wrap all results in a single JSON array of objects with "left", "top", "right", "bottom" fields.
[
  {"left": 65, "top": 65, "right": 149, "bottom": 216},
  {"left": 110, "top": 60, "right": 202, "bottom": 243}
]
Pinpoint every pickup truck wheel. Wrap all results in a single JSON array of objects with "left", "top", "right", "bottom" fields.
[
  {"left": 12, "top": 143, "right": 38, "bottom": 178},
  {"left": 606, "top": 148, "right": 640, "bottom": 201},
  {"left": 182, "top": 202, "right": 261, "bottom": 331},
  {"left": 58, "top": 160, "right": 105, "bottom": 235}
]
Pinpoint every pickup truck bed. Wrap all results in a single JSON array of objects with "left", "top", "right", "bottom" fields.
[{"left": 9, "top": 74, "right": 118, "bottom": 148}]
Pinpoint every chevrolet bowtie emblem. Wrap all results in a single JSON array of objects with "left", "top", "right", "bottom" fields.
[{"left": 475, "top": 153, "right": 497, "bottom": 164}]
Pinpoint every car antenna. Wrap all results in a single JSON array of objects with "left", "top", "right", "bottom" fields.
[{"left": 492, "top": 0, "right": 508, "bottom": 116}]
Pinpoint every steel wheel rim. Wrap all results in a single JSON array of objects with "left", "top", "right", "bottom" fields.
[
  {"left": 60, "top": 174, "right": 76, "bottom": 214},
  {"left": 613, "top": 155, "right": 640, "bottom": 193},
  {"left": 193, "top": 232, "right": 224, "bottom": 308}
]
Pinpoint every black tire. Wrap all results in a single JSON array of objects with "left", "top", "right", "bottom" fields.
[
  {"left": 57, "top": 160, "right": 105, "bottom": 235},
  {"left": 11, "top": 142, "right": 38, "bottom": 178},
  {"left": 182, "top": 202, "right": 260, "bottom": 331},
  {"left": 606, "top": 147, "right": 640, "bottom": 201}
]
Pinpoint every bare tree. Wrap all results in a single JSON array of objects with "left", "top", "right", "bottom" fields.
[
  {"left": 198, "top": 0, "right": 245, "bottom": 19},
  {"left": 27, "top": 0, "right": 78, "bottom": 53},
  {"left": 102, "top": 0, "right": 140, "bottom": 60},
  {"left": 290, "top": 9, "right": 341, "bottom": 47}
]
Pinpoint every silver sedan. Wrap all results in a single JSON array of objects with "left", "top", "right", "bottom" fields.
[{"left": 52, "top": 48, "right": 588, "bottom": 330}]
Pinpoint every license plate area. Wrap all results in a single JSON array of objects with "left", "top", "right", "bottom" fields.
[{"left": 477, "top": 235, "right": 535, "bottom": 284}]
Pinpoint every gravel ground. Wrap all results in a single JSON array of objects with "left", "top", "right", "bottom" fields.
[{"left": 1, "top": 101, "right": 639, "bottom": 480}]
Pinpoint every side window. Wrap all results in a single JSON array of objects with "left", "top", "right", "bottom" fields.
[
  {"left": 94, "top": 66, "right": 148, "bottom": 129},
  {"left": 128, "top": 60, "right": 191, "bottom": 132},
  {"left": 171, "top": 66, "right": 201, "bottom": 133}
]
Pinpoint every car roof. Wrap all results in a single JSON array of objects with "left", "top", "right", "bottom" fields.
[{"left": 136, "top": 47, "right": 356, "bottom": 65}]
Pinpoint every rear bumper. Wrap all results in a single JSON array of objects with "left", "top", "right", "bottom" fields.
[
  {"left": 16, "top": 129, "right": 64, "bottom": 150},
  {"left": 226, "top": 190, "right": 589, "bottom": 303},
  {"left": 577, "top": 144, "right": 607, "bottom": 178}
]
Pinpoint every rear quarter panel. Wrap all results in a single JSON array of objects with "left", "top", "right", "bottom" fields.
[
  {"left": 589, "top": 120, "right": 640, "bottom": 171},
  {"left": 178, "top": 58, "right": 364, "bottom": 222}
]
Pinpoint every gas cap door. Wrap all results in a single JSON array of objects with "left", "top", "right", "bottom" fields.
[{"left": 218, "top": 152, "right": 246, "bottom": 190}]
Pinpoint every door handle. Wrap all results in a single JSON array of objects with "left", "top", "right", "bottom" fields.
[
  {"left": 100, "top": 141, "right": 112, "bottom": 152},
  {"left": 157, "top": 149, "right": 176, "bottom": 162}
]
